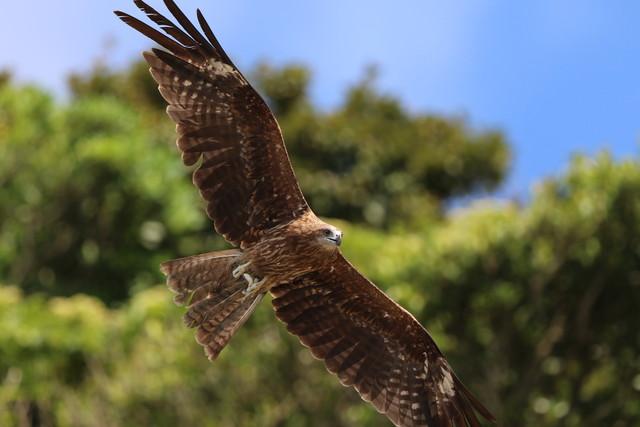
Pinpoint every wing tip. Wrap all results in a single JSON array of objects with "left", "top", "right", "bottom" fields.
[
  {"left": 159, "top": 261, "right": 171, "bottom": 276},
  {"left": 113, "top": 10, "right": 130, "bottom": 21},
  {"left": 142, "top": 50, "right": 157, "bottom": 62},
  {"left": 454, "top": 376, "right": 496, "bottom": 423}
]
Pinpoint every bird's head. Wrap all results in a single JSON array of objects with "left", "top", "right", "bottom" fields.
[{"left": 314, "top": 224, "right": 343, "bottom": 249}]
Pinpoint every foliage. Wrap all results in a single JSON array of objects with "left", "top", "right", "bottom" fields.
[
  {"left": 71, "top": 60, "right": 511, "bottom": 226},
  {"left": 2, "top": 152, "right": 640, "bottom": 425},
  {"left": 408, "top": 153, "right": 640, "bottom": 426},
  {"left": 1, "top": 61, "right": 639, "bottom": 426},
  {"left": 257, "top": 64, "right": 510, "bottom": 227},
  {"left": 1, "top": 61, "right": 508, "bottom": 302},
  {"left": 0, "top": 83, "right": 219, "bottom": 302}
]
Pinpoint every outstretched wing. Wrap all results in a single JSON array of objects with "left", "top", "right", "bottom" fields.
[
  {"left": 115, "top": 0, "right": 309, "bottom": 247},
  {"left": 271, "top": 254, "right": 495, "bottom": 427}
]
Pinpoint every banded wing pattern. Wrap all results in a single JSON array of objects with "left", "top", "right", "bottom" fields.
[
  {"left": 115, "top": 0, "right": 309, "bottom": 247},
  {"left": 160, "top": 249, "right": 264, "bottom": 360},
  {"left": 116, "top": 2, "right": 496, "bottom": 425},
  {"left": 271, "top": 255, "right": 495, "bottom": 427}
]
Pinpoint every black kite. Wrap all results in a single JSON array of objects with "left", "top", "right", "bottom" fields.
[{"left": 115, "top": 2, "right": 496, "bottom": 425}]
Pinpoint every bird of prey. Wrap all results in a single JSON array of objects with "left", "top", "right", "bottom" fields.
[{"left": 115, "top": 1, "right": 496, "bottom": 426}]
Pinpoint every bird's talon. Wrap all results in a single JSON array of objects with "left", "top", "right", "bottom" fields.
[
  {"left": 232, "top": 261, "right": 251, "bottom": 278},
  {"left": 243, "top": 277, "right": 266, "bottom": 295},
  {"left": 242, "top": 273, "right": 254, "bottom": 286}
]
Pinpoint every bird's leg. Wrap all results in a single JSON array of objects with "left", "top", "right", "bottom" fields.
[
  {"left": 234, "top": 261, "right": 265, "bottom": 294},
  {"left": 244, "top": 276, "right": 266, "bottom": 295},
  {"left": 242, "top": 273, "right": 254, "bottom": 287},
  {"left": 232, "top": 261, "right": 251, "bottom": 278}
]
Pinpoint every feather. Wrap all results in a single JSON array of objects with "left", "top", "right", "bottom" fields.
[
  {"left": 272, "top": 254, "right": 496, "bottom": 426},
  {"left": 196, "top": 9, "right": 233, "bottom": 64},
  {"left": 118, "top": 2, "right": 495, "bottom": 425},
  {"left": 114, "top": 11, "right": 190, "bottom": 59},
  {"left": 134, "top": 0, "right": 194, "bottom": 47},
  {"left": 118, "top": 0, "right": 310, "bottom": 247},
  {"left": 163, "top": 0, "right": 211, "bottom": 48}
]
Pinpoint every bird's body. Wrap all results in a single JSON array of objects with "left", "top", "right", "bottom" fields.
[
  {"left": 116, "top": 1, "right": 496, "bottom": 425},
  {"left": 243, "top": 211, "right": 341, "bottom": 281}
]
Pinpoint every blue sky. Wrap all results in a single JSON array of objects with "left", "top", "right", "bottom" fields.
[{"left": 2, "top": 1, "right": 639, "bottom": 198}]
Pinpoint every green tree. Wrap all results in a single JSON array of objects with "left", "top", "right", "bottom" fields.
[
  {"left": 256, "top": 64, "right": 509, "bottom": 226},
  {"left": 0, "top": 60, "right": 510, "bottom": 302},
  {"left": 0, "top": 83, "right": 216, "bottom": 303},
  {"left": 70, "top": 60, "right": 511, "bottom": 226},
  {"left": 1, "top": 154, "right": 639, "bottom": 426},
  {"left": 4, "top": 52, "right": 636, "bottom": 427},
  {"left": 399, "top": 153, "right": 640, "bottom": 426}
]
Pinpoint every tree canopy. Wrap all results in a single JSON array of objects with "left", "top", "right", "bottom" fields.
[{"left": 1, "top": 60, "right": 638, "bottom": 426}]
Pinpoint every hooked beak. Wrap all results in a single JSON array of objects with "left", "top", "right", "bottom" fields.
[{"left": 331, "top": 232, "right": 343, "bottom": 246}]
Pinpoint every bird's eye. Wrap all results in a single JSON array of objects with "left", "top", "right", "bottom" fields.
[{"left": 323, "top": 229, "right": 332, "bottom": 236}]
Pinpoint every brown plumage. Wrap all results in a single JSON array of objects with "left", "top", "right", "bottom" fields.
[{"left": 115, "top": 2, "right": 496, "bottom": 426}]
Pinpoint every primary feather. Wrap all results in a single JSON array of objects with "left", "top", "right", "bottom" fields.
[{"left": 115, "top": 2, "right": 496, "bottom": 426}]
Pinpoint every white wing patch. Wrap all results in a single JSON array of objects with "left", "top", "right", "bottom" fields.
[
  {"left": 207, "top": 59, "right": 237, "bottom": 77},
  {"left": 438, "top": 366, "right": 456, "bottom": 397}
]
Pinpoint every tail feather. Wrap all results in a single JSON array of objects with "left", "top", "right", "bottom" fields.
[
  {"left": 161, "top": 249, "right": 241, "bottom": 306},
  {"left": 160, "top": 249, "right": 265, "bottom": 360},
  {"left": 160, "top": 249, "right": 240, "bottom": 275},
  {"left": 183, "top": 283, "right": 245, "bottom": 327},
  {"left": 197, "top": 292, "right": 265, "bottom": 360}
]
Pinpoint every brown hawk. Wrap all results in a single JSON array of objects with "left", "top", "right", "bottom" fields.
[{"left": 115, "top": 1, "right": 496, "bottom": 425}]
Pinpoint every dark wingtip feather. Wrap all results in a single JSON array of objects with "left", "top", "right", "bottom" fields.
[
  {"left": 196, "top": 8, "right": 232, "bottom": 63},
  {"left": 134, "top": 0, "right": 197, "bottom": 49},
  {"left": 114, "top": 9, "right": 189, "bottom": 58},
  {"left": 454, "top": 376, "right": 496, "bottom": 423},
  {"left": 163, "top": 0, "right": 210, "bottom": 47},
  {"left": 150, "top": 47, "right": 192, "bottom": 71}
]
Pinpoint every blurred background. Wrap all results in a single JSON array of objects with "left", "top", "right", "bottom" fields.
[{"left": 1, "top": 1, "right": 639, "bottom": 426}]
